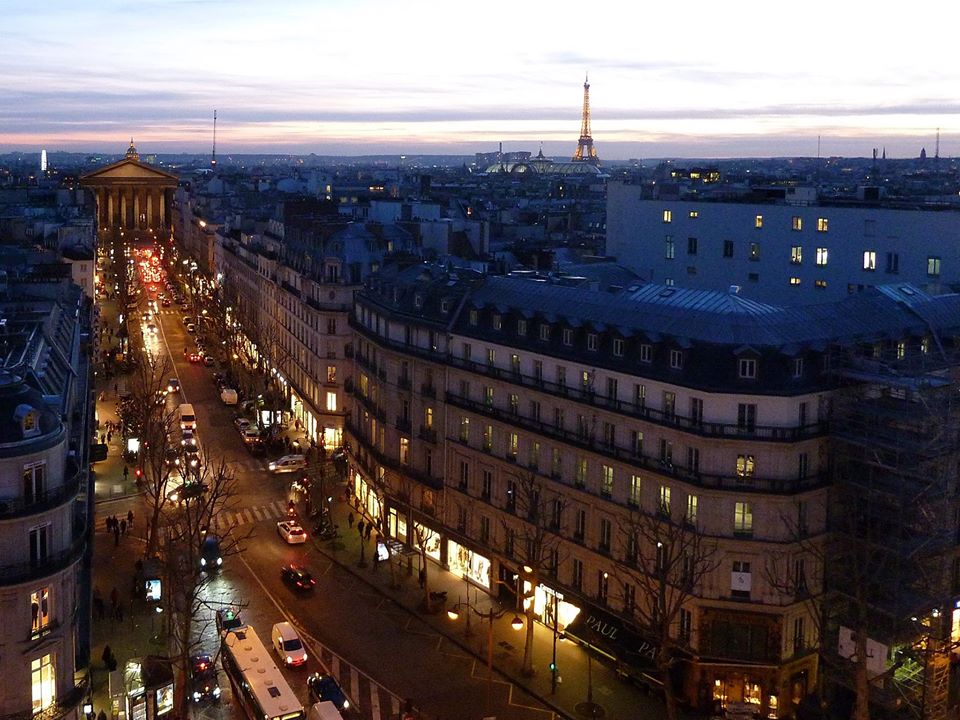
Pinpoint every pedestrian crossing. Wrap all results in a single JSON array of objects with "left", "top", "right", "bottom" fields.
[
  {"left": 209, "top": 499, "right": 290, "bottom": 531},
  {"left": 313, "top": 644, "right": 403, "bottom": 720}
]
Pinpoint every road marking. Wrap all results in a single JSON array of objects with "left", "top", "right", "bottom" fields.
[{"left": 368, "top": 673, "right": 382, "bottom": 720}]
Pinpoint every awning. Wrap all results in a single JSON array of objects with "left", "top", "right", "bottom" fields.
[{"left": 563, "top": 603, "right": 658, "bottom": 670}]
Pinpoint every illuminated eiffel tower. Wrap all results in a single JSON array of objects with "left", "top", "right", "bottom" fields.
[{"left": 572, "top": 74, "right": 600, "bottom": 165}]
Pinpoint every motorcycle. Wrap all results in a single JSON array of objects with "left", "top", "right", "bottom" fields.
[{"left": 313, "top": 521, "right": 339, "bottom": 540}]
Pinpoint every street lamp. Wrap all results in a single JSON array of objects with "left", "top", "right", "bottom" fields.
[{"left": 447, "top": 600, "right": 523, "bottom": 718}]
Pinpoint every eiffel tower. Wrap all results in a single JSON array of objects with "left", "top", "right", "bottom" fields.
[{"left": 572, "top": 74, "right": 600, "bottom": 165}]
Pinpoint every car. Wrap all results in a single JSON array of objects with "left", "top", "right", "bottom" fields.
[
  {"left": 215, "top": 608, "right": 243, "bottom": 637},
  {"left": 161, "top": 298, "right": 171, "bottom": 307},
  {"left": 241, "top": 427, "right": 262, "bottom": 443},
  {"left": 164, "top": 447, "right": 181, "bottom": 468},
  {"left": 277, "top": 520, "right": 307, "bottom": 544},
  {"left": 166, "top": 481, "right": 208, "bottom": 503},
  {"left": 306, "top": 673, "right": 351, "bottom": 712},
  {"left": 187, "top": 323, "right": 196, "bottom": 333},
  {"left": 182, "top": 316, "right": 192, "bottom": 325},
  {"left": 271, "top": 621, "right": 308, "bottom": 667},
  {"left": 181, "top": 429, "right": 198, "bottom": 448},
  {"left": 269, "top": 454, "right": 308, "bottom": 474},
  {"left": 188, "top": 653, "right": 221, "bottom": 703},
  {"left": 189, "top": 351, "right": 202, "bottom": 363},
  {"left": 281, "top": 564, "right": 316, "bottom": 591},
  {"left": 184, "top": 445, "right": 201, "bottom": 470},
  {"left": 200, "top": 534, "right": 222, "bottom": 571},
  {"left": 167, "top": 378, "right": 180, "bottom": 394},
  {"left": 203, "top": 355, "right": 215, "bottom": 367},
  {"left": 233, "top": 417, "right": 252, "bottom": 433}
]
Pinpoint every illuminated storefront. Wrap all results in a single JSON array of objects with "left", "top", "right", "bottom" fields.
[
  {"left": 413, "top": 521, "right": 441, "bottom": 561},
  {"left": 353, "top": 472, "right": 381, "bottom": 521},
  {"left": 447, "top": 540, "right": 490, "bottom": 589},
  {"left": 530, "top": 583, "right": 581, "bottom": 632}
]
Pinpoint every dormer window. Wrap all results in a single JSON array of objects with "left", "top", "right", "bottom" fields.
[
  {"left": 492, "top": 314, "right": 502, "bottom": 331},
  {"left": 670, "top": 349, "right": 684, "bottom": 369},
  {"left": 469, "top": 309, "right": 478, "bottom": 326},
  {"left": 517, "top": 319, "right": 527, "bottom": 336},
  {"left": 441, "top": 299, "right": 450, "bottom": 314},
  {"left": 17, "top": 405, "right": 40, "bottom": 438},
  {"left": 539, "top": 324, "right": 550, "bottom": 341},
  {"left": 738, "top": 358, "right": 758, "bottom": 379},
  {"left": 414, "top": 294, "right": 423, "bottom": 309},
  {"left": 562, "top": 328, "right": 573, "bottom": 346},
  {"left": 587, "top": 333, "right": 598, "bottom": 351}
]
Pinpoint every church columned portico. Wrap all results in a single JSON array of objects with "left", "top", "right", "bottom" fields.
[{"left": 80, "top": 140, "right": 178, "bottom": 239}]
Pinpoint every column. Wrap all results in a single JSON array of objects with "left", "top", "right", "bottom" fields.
[
  {"left": 146, "top": 191, "right": 153, "bottom": 230},
  {"left": 133, "top": 189, "right": 141, "bottom": 230},
  {"left": 160, "top": 191, "right": 167, "bottom": 229},
  {"left": 120, "top": 191, "right": 126, "bottom": 228},
  {"left": 106, "top": 190, "right": 114, "bottom": 228}
]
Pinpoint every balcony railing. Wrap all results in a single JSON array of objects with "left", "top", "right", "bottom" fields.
[
  {"left": 0, "top": 523, "right": 87, "bottom": 586},
  {"left": 344, "top": 419, "right": 443, "bottom": 491},
  {"left": 419, "top": 426, "right": 438, "bottom": 444},
  {"left": 446, "top": 391, "right": 827, "bottom": 495},
  {"left": 0, "top": 469, "right": 82, "bottom": 520}
]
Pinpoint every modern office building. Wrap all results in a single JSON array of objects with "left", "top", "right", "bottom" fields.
[
  {"left": 344, "top": 265, "right": 960, "bottom": 717},
  {"left": 606, "top": 182, "right": 960, "bottom": 305},
  {"left": 0, "top": 271, "right": 94, "bottom": 718}
]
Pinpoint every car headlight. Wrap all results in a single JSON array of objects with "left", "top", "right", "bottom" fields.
[
  {"left": 200, "top": 558, "right": 206, "bottom": 566},
  {"left": 216, "top": 557, "right": 222, "bottom": 566},
  {"left": 286, "top": 656, "right": 293, "bottom": 664},
  {"left": 212, "top": 687, "right": 221, "bottom": 697},
  {"left": 343, "top": 700, "right": 349, "bottom": 709},
  {"left": 192, "top": 692, "right": 200, "bottom": 701}
]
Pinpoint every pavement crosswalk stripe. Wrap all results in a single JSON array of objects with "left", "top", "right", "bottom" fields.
[
  {"left": 252, "top": 508, "right": 263, "bottom": 521},
  {"left": 241, "top": 509, "right": 254, "bottom": 524},
  {"left": 390, "top": 694, "right": 400, "bottom": 716},
  {"left": 364, "top": 670, "right": 380, "bottom": 720},
  {"left": 272, "top": 499, "right": 287, "bottom": 516},
  {"left": 330, "top": 654, "right": 340, "bottom": 681}
]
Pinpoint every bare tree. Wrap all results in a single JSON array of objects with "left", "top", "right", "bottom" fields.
[
  {"left": 503, "top": 470, "right": 569, "bottom": 676},
  {"left": 614, "top": 506, "right": 719, "bottom": 720},
  {"left": 156, "top": 458, "right": 251, "bottom": 718}
]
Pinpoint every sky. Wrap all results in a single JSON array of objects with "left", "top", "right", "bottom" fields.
[{"left": 1, "top": 0, "right": 957, "bottom": 159}]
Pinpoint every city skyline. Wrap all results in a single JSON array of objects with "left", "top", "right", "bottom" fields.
[{"left": 2, "top": 0, "right": 958, "bottom": 159}]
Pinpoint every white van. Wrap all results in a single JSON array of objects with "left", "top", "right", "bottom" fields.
[
  {"left": 268, "top": 454, "right": 307, "bottom": 474},
  {"left": 220, "top": 388, "right": 238, "bottom": 405},
  {"left": 271, "top": 621, "right": 307, "bottom": 666},
  {"left": 308, "top": 702, "right": 344, "bottom": 720},
  {"left": 179, "top": 403, "right": 197, "bottom": 431}
]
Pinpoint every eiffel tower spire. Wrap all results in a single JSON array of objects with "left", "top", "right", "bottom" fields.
[{"left": 572, "top": 74, "right": 599, "bottom": 165}]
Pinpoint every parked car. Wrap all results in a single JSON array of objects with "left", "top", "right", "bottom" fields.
[
  {"left": 307, "top": 673, "right": 351, "bottom": 711},
  {"left": 188, "top": 654, "right": 221, "bottom": 703},
  {"left": 203, "top": 355, "right": 215, "bottom": 367},
  {"left": 233, "top": 417, "right": 251, "bottom": 433},
  {"left": 167, "top": 377, "right": 180, "bottom": 394},
  {"left": 272, "top": 621, "right": 308, "bottom": 667},
  {"left": 187, "top": 323, "right": 196, "bottom": 333},
  {"left": 277, "top": 520, "right": 307, "bottom": 544},
  {"left": 281, "top": 564, "right": 316, "bottom": 592},
  {"left": 242, "top": 428, "right": 263, "bottom": 444},
  {"left": 269, "top": 454, "right": 308, "bottom": 474}
]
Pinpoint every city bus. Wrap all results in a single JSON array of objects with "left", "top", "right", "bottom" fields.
[{"left": 221, "top": 626, "right": 305, "bottom": 720}]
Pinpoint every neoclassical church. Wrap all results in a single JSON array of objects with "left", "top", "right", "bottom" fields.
[{"left": 79, "top": 141, "right": 178, "bottom": 236}]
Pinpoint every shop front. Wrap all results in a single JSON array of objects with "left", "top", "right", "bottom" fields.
[
  {"left": 447, "top": 539, "right": 491, "bottom": 589},
  {"left": 122, "top": 656, "right": 174, "bottom": 720},
  {"left": 352, "top": 471, "right": 381, "bottom": 521},
  {"left": 563, "top": 601, "right": 661, "bottom": 687}
]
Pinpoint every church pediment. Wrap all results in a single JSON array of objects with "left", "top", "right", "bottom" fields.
[{"left": 81, "top": 158, "right": 178, "bottom": 185}]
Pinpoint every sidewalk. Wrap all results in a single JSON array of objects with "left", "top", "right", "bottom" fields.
[{"left": 305, "top": 469, "right": 669, "bottom": 720}]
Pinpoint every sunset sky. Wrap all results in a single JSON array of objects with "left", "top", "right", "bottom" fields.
[{"left": 1, "top": 0, "right": 956, "bottom": 158}]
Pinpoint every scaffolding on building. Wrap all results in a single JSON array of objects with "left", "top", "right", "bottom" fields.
[{"left": 826, "top": 339, "right": 960, "bottom": 720}]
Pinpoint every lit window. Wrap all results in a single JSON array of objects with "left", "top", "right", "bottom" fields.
[
  {"left": 587, "top": 333, "right": 598, "bottom": 351},
  {"left": 734, "top": 501, "right": 753, "bottom": 534},
  {"left": 601, "top": 465, "right": 613, "bottom": 497},
  {"left": 424, "top": 407, "right": 433, "bottom": 429},
  {"left": 896, "top": 342, "right": 905, "bottom": 360},
  {"left": 459, "top": 417, "right": 470, "bottom": 442},
  {"left": 326, "top": 365, "right": 336, "bottom": 383},
  {"left": 789, "top": 277, "right": 801, "bottom": 286},
  {"left": 738, "top": 358, "right": 757, "bottom": 379},
  {"left": 749, "top": 242, "right": 760, "bottom": 261},
  {"left": 790, "top": 246, "right": 802, "bottom": 264},
  {"left": 663, "top": 209, "right": 673, "bottom": 223},
  {"left": 486, "top": 348, "right": 495, "bottom": 365},
  {"left": 921, "top": 337, "right": 930, "bottom": 354},
  {"left": 816, "top": 247, "right": 828, "bottom": 266},
  {"left": 792, "top": 216, "right": 802, "bottom": 231},
  {"left": 754, "top": 215, "right": 763, "bottom": 229},
  {"left": 629, "top": 475, "right": 642, "bottom": 507},
  {"left": 659, "top": 485, "right": 671, "bottom": 514},
  {"left": 815, "top": 279, "right": 827, "bottom": 288},
  {"left": 665, "top": 236, "right": 675, "bottom": 259},
  {"left": 31, "top": 654, "right": 55, "bottom": 714},
  {"left": 817, "top": 217, "right": 828, "bottom": 232},
  {"left": 689, "top": 210, "right": 699, "bottom": 218},
  {"left": 736, "top": 455, "right": 755, "bottom": 478},
  {"left": 863, "top": 251, "right": 876, "bottom": 271},
  {"left": 687, "top": 494, "right": 698, "bottom": 524},
  {"left": 928, "top": 256, "right": 942, "bottom": 277},
  {"left": 325, "top": 392, "right": 337, "bottom": 412},
  {"left": 508, "top": 432, "right": 518, "bottom": 459},
  {"left": 669, "top": 349, "right": 683, "bottom": 369},
  {"left": 399, "top": 437, "right": 409, "bottom": 464},
  {"left": 613, "top": 338, "right": 624, "bottom": 357},
  {"left": 31, "top": 588, "right": 50, "bottom": 638},
  {"left": 562, "top": 328, "right": 573, "bottom": 346},
  {"left": 483, "top": 425, "right": 493, "bottom": 451}
]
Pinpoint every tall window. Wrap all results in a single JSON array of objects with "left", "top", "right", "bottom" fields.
[
  {"left": 571, "top": 559, "right": 583, "bottom": 590},
  {"left": 662, "top": 209, "right": 672, "bottom": 223},
  {"left": 459, "top": 461, "right": 469, "bottom": 489},
  {"left": 539, "top": 324, "right": 550, "bottom": 341},
  {"left": 686, "top": 494, "right": 698, "bottom": 525},
  {"left": 612, "top": 338, "right": 624, "bottom": 357},
  {"left": 31, "top": 654, "right": 56, "bottom": 714},
  {"left": 399, "top": 438, "right": 409, "bottom": 464},
  {"left": 736, "top": 454, "right": 755, "bottom": 478},
  {"left": 817, "top": 217, "right": 828, "bottom": 232},
  {"left": 928, "top": 256, "right": 942, "bottom": 277},
  {"left": 483, "top": 425, "right": 493, "bottom": 452},
  {"left": 738, "top": 358, "right": 757, "bottom": 379},
  {"left": 669, "top": 349, "right": 683, "bottom": 369},
  {"left": 459, "top": 416, "right": 470, "bottom": 442},
  {"left": 31, "top": 588, "right": 50, "bottom": 638},
  {"left": 23, "top": 462, "right": 46, "bottom": 504},
  {"left": 737, "top": 403, "right": 756, "bottom": 432},
  {"left": 749, "top": 242, "right": 761, "bottom": 260},
  {"left": 734, "top": 501, "right": 753, "bottom": 536},
  {"left": 663, "top": 391, "right": 676, "bottom": 420},
  {"left": 631, "top": 430, "right": 644, "bottom": 456},
  {"left": 754, "top": 215, "right": 763, "bottom": 229},
  {"left": 507, "top": 432, "right": 518, "bottom": 460},
  {"left": 816, "top": 247, "right": 828, "bottom": 266},
  {"left": 790, "top": 246, "right": 802, "bottom": 264},
  {"left": 575, "top": 457, "right": 588, "bottom": 487},
  {"left": 863, "top": 251, "right": 876, "bottom": 271},
  {"left": 601, "top": 465, "right": 613, "bottom": 497},
  {"left": 629, "top": 475, "right": 641, "bottom": 507},
  {"left": 665, "top": 236, "right": 675, "bottom": 259},
  {"left": 29, "top": 525, "right": 49, "bottom": 567},
  {"left": 723, "top": 239, "right": 734, "bottom": 258},
  {"left": 639, "top": 344, "right": 652, "bottom": 363},
  {"left": 424, "top": 407, "right": 434, "bottom": 429},
  {"left": 886, "top": 252, "right": 900, "bottom": 273},
  {"left": 791, "top": 216, "right": 802, "bottom": 231},
  {"left": 326, "top": 365, "right": 337, "bottom": 383},
  {"left": 689, "top": 397, "right": 703, "bottom": 424},
  {"left": 687, "top": 237, "right": 698, "bottom": 255},
  {"left": 325, "top": 391, "right": 337, "bottom": 412},
  {"left": 659, "top": 485, "right": 671, "bottom": 515},
  {"left": 562, "top": 329, "right": 573, "bottom": 346},
  {"left": 599, "top": 519, "right": 612, "bottom": 553}
]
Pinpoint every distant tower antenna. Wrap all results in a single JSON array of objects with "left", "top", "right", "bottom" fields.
[
  {"left": 935, "top": 127, "right": 940, "bottom": 159},
  {"left": 211, "top": 110, "right": 218, "bottom": 170},
  {"left": 572, "top": 74, "right": 600, "bottom": 165}
]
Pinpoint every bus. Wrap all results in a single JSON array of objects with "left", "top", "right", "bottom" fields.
[{"left": 221, "top": 626, "right": 305, "bottom": 720}]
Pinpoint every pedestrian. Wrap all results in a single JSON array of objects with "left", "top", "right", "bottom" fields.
[
  {"left": 357, "top": 520, "right": 365, "bottom": 538},
  {"left": 418, "top": 567, "right": 426, "bottom": 588},
  {"left": 120, "top": 519, "right": 127, "bottom": 536},
  {"left": 107, "top": 430, "right": 112, "bottom": 443},
  {"left": 127, "top": 509, "right": 134, "bottom": 528},
  {"left": 104, "top": 516, "right": 111, "bottom": 533},
  {"left": 115, "top": 600, "right": 124, "bottom": 623},
  {"left": 123, "top": 465, "right": 129, "bottom": 481},
  {"left": 98, "top": 709, "right": 108, "bottom": 720},
  {"left": 109, "top": 586, "right": 118, "bottom": 614},
  {"left": 100, "top": 433, "right": 106, "bottom": 444},
  {"left": 347, "top": 512, "right": 354, "bottom": 529},
  {"left": 101, "top": 644, "right": 113, "bottom": 670},
  {"left": 365, "top": 523, "right": 373, "bottom": 540},
  {"left": 113, "top": 525, "right": 120, "bottom": 546}
]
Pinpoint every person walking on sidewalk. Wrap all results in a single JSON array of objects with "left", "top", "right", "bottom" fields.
[
  {"left": 347, "top": 512, "right": 354, "bottom": 529},
  {"left": 127, "top": 509, "right": 134, "bottom": 529},
  {"left": 101, "top": 644, "right": 113, "bottom": 670},
  {"left": 113, "top": 524, "right": 120, "bottom": 546},
  {"left": 123, "top": 465, "right": 129, "bottom": 482},
  {"left": 115, "top": 600, "right": 124, "bottom": 623},
  {"left": 120, "top": 519, "right": 127, "bottom": 536}
]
